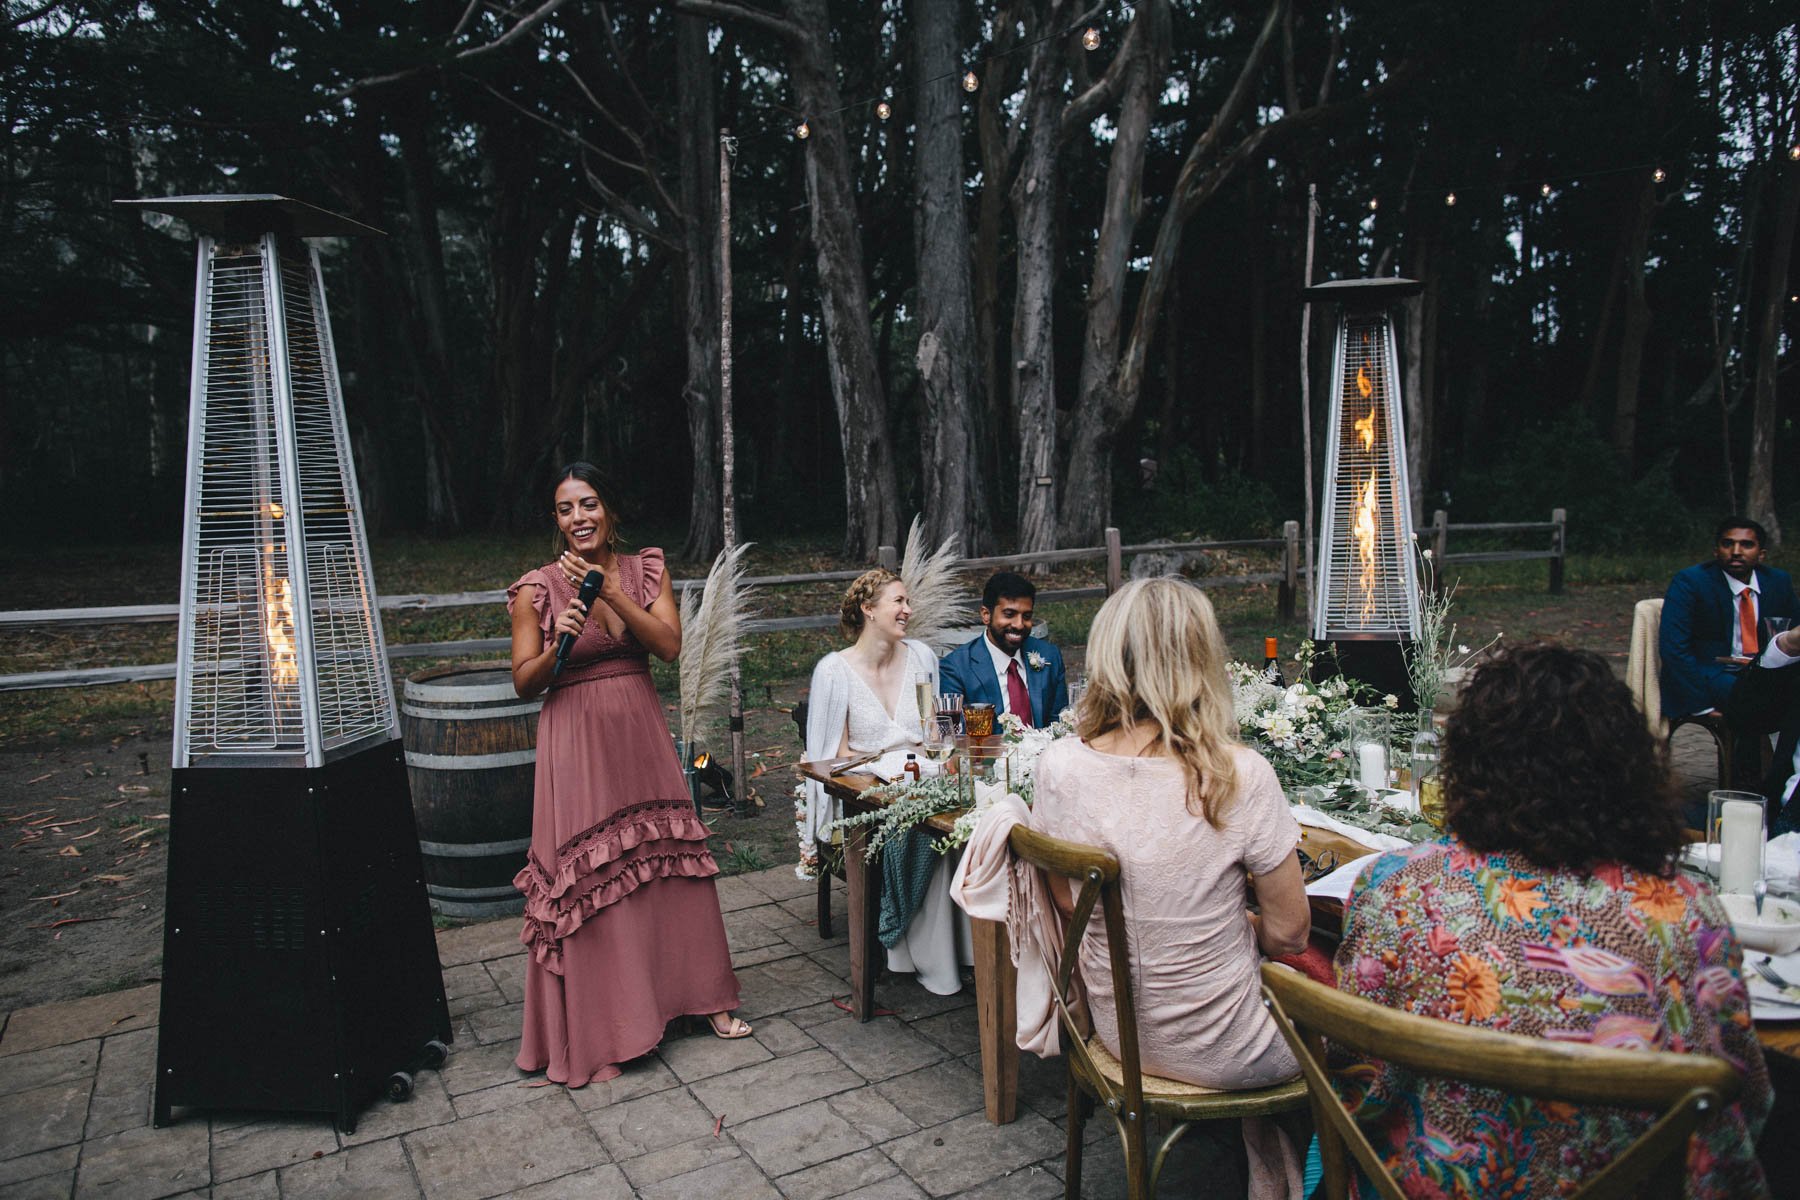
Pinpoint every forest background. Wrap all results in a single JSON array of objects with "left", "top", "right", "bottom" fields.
[{"left": 1, "top": 0, "right": 1797, "bottom": 563}]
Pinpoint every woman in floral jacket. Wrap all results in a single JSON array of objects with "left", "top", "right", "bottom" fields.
[{"left": 1334, "top": 643, "right": 1770, "bottom": 1199}]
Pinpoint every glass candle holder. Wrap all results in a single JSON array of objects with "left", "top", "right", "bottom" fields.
[
  {"left": 1345, "top": 707, "right": 1392, "bottom": 792},
  {"left": 1708, "top": 789, "right": 1767, "bottom": 894}
]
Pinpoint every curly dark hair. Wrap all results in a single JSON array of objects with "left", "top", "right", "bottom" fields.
[{"left": 1442, "top": 642, "right": 1685, "bottom": 876}]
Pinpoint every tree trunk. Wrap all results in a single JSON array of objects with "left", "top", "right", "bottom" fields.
[
  {"left": 785, "top": 0, "right": 899, "bottom": 556},
  {"left": 1402, "top": 236, "right": 1432, "bottom": 523},
  {"left": 1610, "top": 173, "right": 1656, "bottom": 468},
  {"left": 1010, "top": 0, "right": 1076, "bottom": 555},
  {"left": 1247, "top": 172, "right": 1269, "bottom": 474},
  {"left": 912, "top": 0, "right": 988, "bottom": 554},
  {"left": 676, "top": 15, "right": 724, "bottom": 563},
  {"left": 1746, "top": 150, "right": 1799, "bottom": 544}
]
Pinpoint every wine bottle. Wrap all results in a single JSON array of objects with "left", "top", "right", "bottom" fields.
[{"left": 1262, "top": 637, "right": 1284, "bottom": 685}]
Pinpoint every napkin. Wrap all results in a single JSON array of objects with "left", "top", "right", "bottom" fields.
[
  {"left": 865, "top": 749, "right": 938, "bottom": 783},
  {"left": 1290, "top": 805, "right": 1412, "bottom": 852}
]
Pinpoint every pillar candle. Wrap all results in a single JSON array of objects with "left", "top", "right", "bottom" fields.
[
  {"left": 1718, "top": 799, "right": 1764, "bottom": 895},
  {"left": 1358, "top": 743, "right": 1387, "bottom": 793}
]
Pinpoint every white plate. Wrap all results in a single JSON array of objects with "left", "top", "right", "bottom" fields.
[{"left": 1746, "top": 950, "right": 1800, "bottom": 1021}]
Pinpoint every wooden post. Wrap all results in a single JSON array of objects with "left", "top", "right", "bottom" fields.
[
  {"left": 971, "top": 917, "right": 1019, "bottom": 1124},
  {"left": 1104, "top": 526, "right": 1123, "bottom": 595},
  {"left": 1549, "top": 507, "right": 1567, "bottom": 595},
  {"left": 1299, "top": 183, "right": 1319, "bottom": 628},
  {"left": 877, "top": 545, "right": 898, "bottom": 572},
  {"left": 1430, "top": 509, "right": 1449, "bottom": 589},
  {"left": 1279, "top": 520, "right": 1299, "bottom": 621},
  {"left": 719, "top": 131, "right": 749, "bottom": 816}
]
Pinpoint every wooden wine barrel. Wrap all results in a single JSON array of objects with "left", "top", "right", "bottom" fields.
[{"left": 401, "top": 665, "right": 540, "bottom": 919}]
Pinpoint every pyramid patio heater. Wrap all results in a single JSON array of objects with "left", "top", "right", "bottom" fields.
[
  {"left": 1304, "top": 277, "right": 1423, "bottom": 703},
  {"left": 119, "top": 195, "right": 451, "bottom": 1132}
]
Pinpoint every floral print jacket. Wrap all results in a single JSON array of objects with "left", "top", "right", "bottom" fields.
[{"left": 1333, "top": 836, "right": 1771, "bottom": 1200}]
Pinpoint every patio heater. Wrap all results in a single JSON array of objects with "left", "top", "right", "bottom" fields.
[
  {"left": 1304, "top": 277, "right": 1423, "bottom": 704},
  {"left": 118, "top": 195, "right": 451, "bottom": 1133}
]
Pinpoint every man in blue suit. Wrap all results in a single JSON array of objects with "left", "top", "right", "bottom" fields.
[
  {"left": 1660, "top": 517, "right": 1799, "bottom": 718},
  {"left": 938, "top": 572, "right": 1069, "bottom": 727}
]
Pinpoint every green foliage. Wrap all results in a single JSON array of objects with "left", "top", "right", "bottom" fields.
[
  {"left": 1114, "top": 451, "right": 1287, "bottom": 541},
  {"left": 1453, "top": 414, "right": 1702, "bottom": 554}
]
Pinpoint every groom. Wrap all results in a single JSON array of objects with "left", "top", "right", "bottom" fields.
[{"left": 938, "top": 572, "right": 1069, "bottom": 727}]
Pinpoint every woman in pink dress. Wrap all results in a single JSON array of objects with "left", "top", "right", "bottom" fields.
[
  {"left": 507, "top": 462, "right": 746, "bottom": 1087},
  {"left": 1030, "top": 577, "right": 1312, "bottom": 1196}
]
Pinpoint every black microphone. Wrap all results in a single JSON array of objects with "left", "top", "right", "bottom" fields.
[{"left": 553, "top": 569, "right": 604, "bottom": 677}]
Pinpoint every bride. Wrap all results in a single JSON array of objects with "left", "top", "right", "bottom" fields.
[{"left": 800, "top": 568, "right": 972, "bottom": 994}]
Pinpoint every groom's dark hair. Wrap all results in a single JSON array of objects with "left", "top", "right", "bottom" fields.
[{"left": 982, "top": 571, "right": 1036, "bottom": 610}]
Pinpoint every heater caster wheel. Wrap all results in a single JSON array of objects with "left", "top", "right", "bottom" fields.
[
  {"left": 386, "top": 1071, "right": 414, "bottom": 1102},
  {"left": 420, "top": 1040, "right": 448, "bottom": 1070}
]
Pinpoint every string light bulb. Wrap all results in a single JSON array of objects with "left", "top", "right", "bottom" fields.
[
  {"left": 795, "top": 120, "right": 810, "bottom": 139},
  {"left": 1652, "top": 167, "right": 1666, "bottom": 183},
  {"left": 963, "top": 70, "right": 979, "bottom": 92},
  {"left": 1368, "top": 197, "right": 1379, "bottom": 212},
  {"left": 1445, "top": 192, "right": 1457, "bottom": 207},
  {"left": 1790, "top": 144, "right": 1799, "bottom": 161},
  {"left": 1539, "top": 182, "right": 1552, "bottom": 197},
  {"left": 876, "top": 100, "right": 891, "bottom": 120},
  {"left": 1082, "top": 27, "right": 1101, "bottom": 50}
]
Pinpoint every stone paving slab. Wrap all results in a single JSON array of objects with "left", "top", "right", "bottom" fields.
[{"left": 0, "top": 987, "right": 157, "bottom": 1059}]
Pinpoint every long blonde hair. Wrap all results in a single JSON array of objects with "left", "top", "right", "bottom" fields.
[{"left": 1077, "top": 577, "right": 1240, "bottom": 825}]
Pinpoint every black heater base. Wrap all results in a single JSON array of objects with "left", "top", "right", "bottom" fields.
[
  {"left": 155, "top": 739, "right": 453, "bottom": 1132},
  {"left": 1314, "top": 638, "right": 1417, "bottom": 713}
]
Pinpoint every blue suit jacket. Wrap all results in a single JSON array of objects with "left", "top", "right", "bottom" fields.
[
  {"left": 938, "top": 634, "right": 1069, "bottom": 727},
  {"left": 1660, "top": 561, "right": 1799, "bottom": 716}
]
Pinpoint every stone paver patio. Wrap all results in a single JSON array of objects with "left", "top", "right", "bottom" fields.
[
  {"left": 0, "top": 868, "right": 1243, "bottom": 1200},
  {"left": 0, "top": 734, "right": 1727, "bottom": 1199}
]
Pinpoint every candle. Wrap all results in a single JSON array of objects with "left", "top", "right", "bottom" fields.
[
  {"left": 1718, "top": 799, "right": 1764, "bottom": 894},
  {"left": 1358, "top": 743, "right": 1387, "bottom": 793}
]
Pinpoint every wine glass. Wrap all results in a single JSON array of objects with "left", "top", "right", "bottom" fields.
[
  {"left": 914, "top": 675, "right": 936, "bottom": 739},
  {"left": 922, "top": 715, "right": 957, "bottom": 769}
]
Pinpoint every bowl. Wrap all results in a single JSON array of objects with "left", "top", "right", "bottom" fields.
[{"left": 1719, "top": 892, "right": 1800, "bottom": 955}]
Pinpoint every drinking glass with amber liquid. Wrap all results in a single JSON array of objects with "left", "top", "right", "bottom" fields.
[{"left": 1411, "top": 729, "right": 1446, "bottom": 830}]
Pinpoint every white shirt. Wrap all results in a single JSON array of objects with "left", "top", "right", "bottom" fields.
[
  {"left": 1726, "top": 573, "right": 1761, "bottom": 659},
  {"left": 982, "top": 634, "right": 1026, "bottom": 717},
  {"left": 1761, "top": 636, "right": 1800, "bottom": 804}
]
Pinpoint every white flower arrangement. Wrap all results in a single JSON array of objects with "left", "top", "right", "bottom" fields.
[
  {"left": 1026, "top": 650, "right": 1047, "bottom": 671},
  {"left": 1228, "top": 642, "right": 1370, "bottom": 791}
]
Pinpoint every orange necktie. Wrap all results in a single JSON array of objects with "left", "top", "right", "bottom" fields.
[{"left": 1740, "top": 589, "right": 1760, "bottom": 657}]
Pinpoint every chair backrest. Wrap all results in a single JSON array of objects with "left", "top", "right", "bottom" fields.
[
  {"left": 1260, "top": 962, "right": 1742, "bottom": 1200},
  {"left": 1005, "top": 825, "right": 1147, "bottom": 1117},
  {"left": 1626, "top": 597, "right": 1668, "bottom": 739}
]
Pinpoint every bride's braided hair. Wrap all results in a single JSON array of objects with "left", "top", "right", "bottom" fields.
[{"left": 840, "top": 568, "right": 900, "bottom": 641}]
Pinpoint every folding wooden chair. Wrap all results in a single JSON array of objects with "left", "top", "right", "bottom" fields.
[
  {"left": 1008, "top": 826, "right": 1309, "bottom": 1200},
  {"left": 1260, "top": 962, "right": 1743, "bottom": 1200}
]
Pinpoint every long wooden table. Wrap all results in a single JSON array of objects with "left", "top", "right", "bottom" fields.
[{"left": 799, "top": 764, "right": 1800, "bottom": 1127}]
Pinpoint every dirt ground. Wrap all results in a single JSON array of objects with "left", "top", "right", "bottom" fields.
[{"left": 0, "top": 568, "right": 1687, "bottom": 1014}]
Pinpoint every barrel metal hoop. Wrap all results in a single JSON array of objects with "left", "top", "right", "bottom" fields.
[
  {"left": 405, "top": 749, "right": 537, "bottom": 771},
  {"left": 424, "top": 881, "right": 526, "bottom": 899},
  {"left": 403, "top": 678, "right": 525, "bottom": 703},
  {"left": 401, "top": 701, "right": 543, "bottom": 721},
  {"left": 418, "top": 835, "right": 534, "bottom": 857}
]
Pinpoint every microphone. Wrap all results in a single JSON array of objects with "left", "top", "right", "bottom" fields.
[{"left": 553, "top": 569, "right": 604, "bottom": 677}]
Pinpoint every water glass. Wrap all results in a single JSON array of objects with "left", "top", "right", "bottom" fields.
[
  {"left": 966, "top": 702, "right": 996, "bottom": 738},
  {"left": 1762, "top": 616, "right": 1794, "bottom": 649},
  {"left": 1707, "top": 789, "right": 1767, "bottom": 894},
  {"left": 938, "top": 693, "right": 965, "bottom": 736}
]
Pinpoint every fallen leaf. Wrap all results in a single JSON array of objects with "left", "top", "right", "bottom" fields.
[
  {"left": 32, "top": 917, "right": 115, "bottom": 929},
  {"left": 147, "top": 813, "right": 169, "bottom": 820},
  {"left": 519, "top": 1080, "right": 556, "bottom": 1089},
  {"left": 30, "top": 889, "right": 81, "bottom": 901},
  {"left": 27, "top": 773, "right": 53, "bottom": 784},
  {"left": 108, "top": 1013, "right": 137, "bottom": 1027},
  {"left": 69, "top": 828, "right": 101, "bottom": 841},
  {"left": 713, "top": 1114, "right": 725, "bottom": 1138},
  {"left": 58, "top": 845, "right": 81, "bottom": 857},
  {"left": 95, "top": 874, "right": 132, "bottom": 882},
  {"left": 117, "top": 784, "right": 150, "bottom": 794}
]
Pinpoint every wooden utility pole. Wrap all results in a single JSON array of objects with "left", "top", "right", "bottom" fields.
[{"left": 720, "top": 131, "right": 749, "bottom": 815}]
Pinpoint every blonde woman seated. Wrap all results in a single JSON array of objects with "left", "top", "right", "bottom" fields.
[
  {"left": 1031, "top": 577, "right": 1312, "bottom": 1196},
  {"left": 800, "top": 568, "right": 972, "bottom": 994}
]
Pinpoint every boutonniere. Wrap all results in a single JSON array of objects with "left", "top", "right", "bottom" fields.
[{"left": 1026, "top": 651, "right": 1047, "bottom": 672}]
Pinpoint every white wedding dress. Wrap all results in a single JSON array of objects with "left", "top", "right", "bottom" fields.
[{"left": 803, "top": 644, "right": 973, "bottom": 995}]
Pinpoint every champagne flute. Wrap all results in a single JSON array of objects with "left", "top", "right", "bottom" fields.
[{"left": 914, "top": 676, "right": 936, "bottom": 738}]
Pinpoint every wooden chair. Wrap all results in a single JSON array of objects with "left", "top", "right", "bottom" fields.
[
  {"left": 1007, "top": 825, "right": 1309, "bottom": 1200},
  {"left": 1259, "top": 962, "right": 1743, "bottom": 1200},
  {"left": 1626, "top": 596, "right": 1751, "bottom": 790},
  {"left": 791, "top": 699, "right": 844, "bottom": 937}
]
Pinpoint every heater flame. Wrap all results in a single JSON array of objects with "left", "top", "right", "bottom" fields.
[
  {"left": 694, "top": 752, "right": 710, "bottom": 769},
  {"left": 264, "top": 574, "right": 298, "bottom": 690},
  {"left": 269, "top": 501, "right": 285, "bottom": 520},
  {"left": 1353, "top": 471, "right": 1379, "bottom": 620},
  {"left": 1356, "top": 365, "right": 1373, "bottom": 400},
  {"left": 1353, "top": 407, "right": 1376, "bottom": 453}
]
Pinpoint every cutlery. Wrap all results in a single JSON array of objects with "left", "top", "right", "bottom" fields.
[
  {"left": 1755, "top": 878, "right": 1767, "bottom": 917},
  {"left": 1751, "top": 959, "right": 1800, "bottom": 1004}
]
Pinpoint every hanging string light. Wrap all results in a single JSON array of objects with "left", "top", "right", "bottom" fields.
[
  {"left": 1082, "top": 27, "right": 1101, "bottom": 50},
  {"left": 1790, "top": 144, "right": 1799, "bottom": 161},
  {"left": 1652, "top": 167, "right": 1667, "bottom": 183},
  {"left": 963, "top": 70, "right": 979, "bottom": 92},
  {"left": 876, "top": 100, "right": 892, "bottom": 120},
  {"left": 1368, "top": 197, "right": 1379, "bottom": 211},
  {"left": 1445, "top": 191, "right": 1456, "bottom": 206},
  {"left": 795, "top": 120, "right": 810, "bottom": 139},
  {"left": 1539, "top": 182, "right": 1552, "bottom": 197}
]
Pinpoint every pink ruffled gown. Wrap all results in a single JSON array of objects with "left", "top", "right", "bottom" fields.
[{"left": 507, "top": 549, "right": 740, "bottom": 1086}]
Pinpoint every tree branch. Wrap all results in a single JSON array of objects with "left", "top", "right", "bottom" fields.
[
  {"left": 670, "top": 0, "right": 800, "bottom": 45},
  {"left": 452, "top": 0, "right": 567, "bottom": 61}
]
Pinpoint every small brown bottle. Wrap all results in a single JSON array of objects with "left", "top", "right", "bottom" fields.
[{"left": 902, "top": 753, "right": 921, "bottom": 781}]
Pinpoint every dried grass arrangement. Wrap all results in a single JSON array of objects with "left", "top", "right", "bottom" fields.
[
  {"left": 897, "top": 515, "right": 965, "bottom": 652},
  {"left": 677, "top": 543, "right": 756, "bottom": 748}
]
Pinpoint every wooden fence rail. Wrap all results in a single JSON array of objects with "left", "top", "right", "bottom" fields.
[{"left": 0, "top": 511, "right": 1561, "bottom": 693}]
